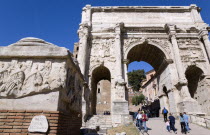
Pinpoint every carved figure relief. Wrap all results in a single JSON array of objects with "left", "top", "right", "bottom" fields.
[
  {"left": 0, "top": 59, "right": 66, "bottom": 98},
  {"left": 177, "top": 39, "right": 205, "bottom": 62},
  {"left": 0, "top": 71, "right": 25, "bottom": 97},
  {"left": 90, "top": 39, "right": 115, "bottom": 62}
]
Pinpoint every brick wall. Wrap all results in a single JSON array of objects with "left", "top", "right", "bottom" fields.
[{"left": 0, "top": 110, "right": 82, "bottom": 135}]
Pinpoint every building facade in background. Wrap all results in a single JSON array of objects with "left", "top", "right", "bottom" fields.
[{"left": 141, "top": 70, "right": 158, "bottom": 103}]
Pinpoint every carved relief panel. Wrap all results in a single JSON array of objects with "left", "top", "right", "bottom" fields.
[
  {"left": 0, "top": 59, "right": 66, "bottom": 98},
  {"left": 89, "top": 38, "right": 116, "bottom": 71},
  {"left": 177, "top": 39, "right": 205, "bottom": 63}
]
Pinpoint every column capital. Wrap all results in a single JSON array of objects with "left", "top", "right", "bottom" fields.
[
  {"left": 115, "top": 22, "right": 124, "bottom": 34},
  {"left": 78, "top": 23, "right": 90, "bottom": 38},
  {"left": 199, "top": 29, "right": 209, "bottom": 38},
  {"left": 123, "top": 59, "right": 130, "bottom": 64},
  {"left": 115, "top": 79, "right": 126, "bottom": 86},
  {"left": 165, "top": 24, "right": 177, "bottom": 38}
]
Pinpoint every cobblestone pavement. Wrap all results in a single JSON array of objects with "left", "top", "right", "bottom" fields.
[{"left": 138, "top": 118, "right": 210, "bottom": 135}]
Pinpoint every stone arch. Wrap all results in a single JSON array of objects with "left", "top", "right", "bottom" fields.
[
  {"left": 89, "top": 63, "right": 112, "bottom": 77},
  {"left": 185, "top": 65, "right": 204, "bottom": 98},
  {"left": 124, "top": 39, "right": 170, "bottom": 71},
  {"left": 124, "top": 39, "right": 171, "bottom": 64},
  {"left": 90, "top": 65, "right": 111, "bottom": 115}
]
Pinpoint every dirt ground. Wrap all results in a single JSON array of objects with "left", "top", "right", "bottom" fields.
[{"left": 107, "top": 123, "right": 139, "bottom": 135}]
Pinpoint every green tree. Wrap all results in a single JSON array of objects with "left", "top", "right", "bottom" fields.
[
  {"left": 132, "top": 94, "right": 145, "bottom": 106},
  {"left": 127, "top": 69, "right": 146, "bottom": 91}
]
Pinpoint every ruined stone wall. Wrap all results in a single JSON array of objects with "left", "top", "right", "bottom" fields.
[{"left": 0, "top": 38, "right": 88, "bottom": 134}]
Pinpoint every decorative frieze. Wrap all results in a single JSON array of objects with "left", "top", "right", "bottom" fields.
[{"left": 0, "top": 59, "right": 66, "bottom": 98}]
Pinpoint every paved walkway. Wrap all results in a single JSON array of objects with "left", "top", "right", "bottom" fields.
[{"left": 138, "top": 118, "right": 210, "bottom": 135}]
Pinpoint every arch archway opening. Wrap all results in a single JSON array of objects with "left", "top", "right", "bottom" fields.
[
  {"left": 126, "top": 43, "right": 168, "bottom": 117},
  {"left": 162, "top": 86, "right": 170, "bottom": 111},
  {"left": 185, "top": 66, "right": 204, "bottom": 98},
  {"left": 127, "top": 43, "right": 167, "bottom": 71},
  {"left": 163, "top": 86, "right": 169, "bottom": 98},
  {"left": 91, "top": 66, "right": 111, "bottom": 115}
]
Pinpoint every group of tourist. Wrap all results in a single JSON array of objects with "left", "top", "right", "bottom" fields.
[
  {"left": 162, "top": 107, "right": 190, "bottom": 134},
  {"left": 134, "top": 107, "right": 191, "bottom": 134},
  {"left": 135, "top": 110, "right": 149, "bottom": 132}
]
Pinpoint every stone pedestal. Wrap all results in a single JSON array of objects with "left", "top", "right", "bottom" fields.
[
  {"left": 177, "top": 85, "right": 201, "bottom": 113},
  {"left": 112, "top": 101, "right": 129, "bottom": 115},
  {"left": 112, "top": 101, "right": 132, "bottom": 126},
  {"left": 177, "top": 99, "right": 201, "bottom": 113}
]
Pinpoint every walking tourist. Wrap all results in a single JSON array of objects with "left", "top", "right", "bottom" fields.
[
  {"left": 142, "top": 111, "right": 148, "bottom": 132},
  {"left": 166, "top": 120, "right": 171, "bottom": 132},
  {"left": 183, "top": 112, "right": 190, "bottom": 133},
  {"left": 179, "top": 113, "right": 187, "bottom": 134},
  {"left": 168, "top": 113, "right": 177, "bottom": 134},
  {"left": 136, "top": 111, "right": 142, "bottom": 128},
  {"left": 162, "top": 107, "right": 168, "bottom": 122}
]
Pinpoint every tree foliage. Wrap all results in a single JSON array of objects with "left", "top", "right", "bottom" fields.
[
  {"left": 127, "top": 69, "right": 146, "bottom": 91},
  {"left": 132, "top": 94, "right": 145, "bottom": 106}
]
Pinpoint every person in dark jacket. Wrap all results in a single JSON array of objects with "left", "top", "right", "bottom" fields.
[
  {"left": 162, "top": 107, "right": 168, "bottom": 122},
  {"left": 168, "top": 113, "right": 177, "bottom": 134}
]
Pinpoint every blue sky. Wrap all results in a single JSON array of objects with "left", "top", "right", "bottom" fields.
[{"left": 0, "top": 0, "right": 209, "bottom": 72}]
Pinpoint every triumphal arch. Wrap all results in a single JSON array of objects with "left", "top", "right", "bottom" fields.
[{"left": 75, "top": 4, "right": 210, "bottom": 126}]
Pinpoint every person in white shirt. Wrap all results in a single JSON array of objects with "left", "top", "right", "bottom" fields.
[
  {"left": 166, "top": 120, "right": 170, "bottom": 132},
  {"left": 136, "top": 111, "right": 142, "bottom": 128}
]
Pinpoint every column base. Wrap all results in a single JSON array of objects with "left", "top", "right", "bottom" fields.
[
  {"left": 177, "top": 99, "right": 201, "bottom": 113},
  {"left": 112, "top": 100, "right": 129, "bottom": 115},
  {"left": 111, "top": 101, "right": 132, "bottom": 126}
]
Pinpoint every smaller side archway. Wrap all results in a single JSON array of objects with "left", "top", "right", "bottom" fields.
[
  {"left": 162, "top": 86, "right": 170, "bottom": 111},
  {"left": 185, "top": 65, "right": 204, "bottom": 98},
  {"left": 90, "top": 65, "right": 111, "bottom": 115}
]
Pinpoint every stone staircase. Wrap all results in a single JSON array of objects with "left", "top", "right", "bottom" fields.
[{"left": 83, "top": 115, "right": 113, "bottom": 134}]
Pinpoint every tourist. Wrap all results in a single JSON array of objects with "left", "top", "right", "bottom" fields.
[
  {"left": 179, "top": 113, "right": 187, "bottom": 134},
  {"left": 133, "top": 111, "right": 138, "bottom": 120},
  {"left": 166, "top": 120, "right": 171, "bottom": 132},
  {"left": 136, "top": 111, "right": 142, "bottom": 128},
  {"left": 168, "top": 113, "right": 177, "bottom": 134},
  {"left": 162, "top": 107, "right": 168, "bottom": 122},
  {"left": 183, "top": 112, "right": 190, "bottom": 133},
  {"left": 142, "top": 111, "right": 148, "bottom": 132}
]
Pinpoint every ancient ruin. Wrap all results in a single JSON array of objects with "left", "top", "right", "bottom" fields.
[
  {"left": 0, "top": 4, "right": 210, "bottom": 135},
  {"left": 0, "top": 37, "right": 87, "bottom": 134},
  {"left": 74, "top": 4, "right": 210, "bottom": 129}
]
